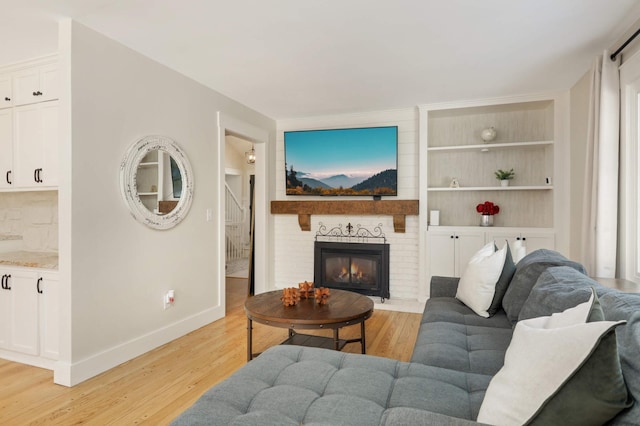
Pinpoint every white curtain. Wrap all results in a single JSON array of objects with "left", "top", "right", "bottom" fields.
[{"left": 581, "top": 50, "right": 620, "bottom": 278}]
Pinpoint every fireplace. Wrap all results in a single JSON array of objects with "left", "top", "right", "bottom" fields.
[{"left": 314, "top": 241, "right": 390, "bottom": 301}]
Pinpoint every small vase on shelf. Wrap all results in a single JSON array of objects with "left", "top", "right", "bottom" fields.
[
  {"left": 480, "top": 214, "right": 494, "bottom": 227},
  {"left": 500, "top": 180, "right": 509, "bottom": 187}
]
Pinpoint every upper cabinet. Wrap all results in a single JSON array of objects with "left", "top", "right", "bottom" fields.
[
  {"left": 12, "top": 63, "right": 58, "bottom": 106},
  {"left": 0, "top": 56, "right": 58, "bottom": 191},
  {"left": 0, "top": 73, "right": 12, "bottom": 109}
]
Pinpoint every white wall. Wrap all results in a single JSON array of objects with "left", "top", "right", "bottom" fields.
[
  {"left": 56, "top": 21, "right": 274, "bottom": 385},
  {"left": 274, "top": 108, "right": 421, "bottom": 303}
]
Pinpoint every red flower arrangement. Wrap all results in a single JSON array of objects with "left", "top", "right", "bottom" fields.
[{"left": 476, "top": 201, "right": 500, "bottom": 215}]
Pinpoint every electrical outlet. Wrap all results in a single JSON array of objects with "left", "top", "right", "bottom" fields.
[{"left": 164, "top": 290, "right": 175, "bottom": 310}]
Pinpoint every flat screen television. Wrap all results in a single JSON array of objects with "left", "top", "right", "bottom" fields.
[{"left": 284, "top": 126, "right": 398, "bottom": 196}]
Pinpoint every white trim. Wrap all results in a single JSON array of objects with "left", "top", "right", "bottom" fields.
[
  {"left": 55, "top": 306, "right": 224, "bottom": 386},
  {"left": 217, "top": 113, "right": 270, "bottom": 297}
]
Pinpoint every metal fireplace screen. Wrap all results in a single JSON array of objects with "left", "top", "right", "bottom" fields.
[{"left": 314, "top": 241, "right": 390, "bottom": 300}]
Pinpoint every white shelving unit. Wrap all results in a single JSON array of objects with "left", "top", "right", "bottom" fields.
[{"left": 424, "top": 99, "right": 556, "bottom": 228}]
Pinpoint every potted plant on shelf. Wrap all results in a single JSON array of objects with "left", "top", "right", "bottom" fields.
[
  {"left": 495, "top": 168, "right": 515, "bottom": 187},
  {"left": 476, "top": 201, "right": 499, "bottom": 227}
]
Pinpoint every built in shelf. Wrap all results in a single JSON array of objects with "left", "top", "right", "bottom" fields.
[
  {"left": 427, "top": 140, "right": 553, "bottom": 152},
  {"left": 270, "top": 200, "right": 419, "bottom": 233},
  {"left": 138, "top": 161, "right": 158, "bottom": 167},
  {"left": 428, "top": 186, "right": 553, "bottom": 192}
]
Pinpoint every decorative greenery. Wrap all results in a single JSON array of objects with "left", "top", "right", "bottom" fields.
[{"left": 494, "top": 168, "right": 515, "bottom": 180}]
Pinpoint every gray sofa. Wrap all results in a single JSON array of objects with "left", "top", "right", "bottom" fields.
[{"left": 172, "top": 250, "right": 640, "bottom": 425}]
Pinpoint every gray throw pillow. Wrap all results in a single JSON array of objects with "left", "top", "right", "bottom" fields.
[
  {"left": 529, "top": 292, "right": 631, "bottom": 425},
  {"left": 487, "top": 241, "right": 516, "bottom": 317},
  {"left": 502, "top": 249, "right": 587, "bottom": 323},
  {"left": 519, "top": 266, "right": 598, "bottom": 321}
]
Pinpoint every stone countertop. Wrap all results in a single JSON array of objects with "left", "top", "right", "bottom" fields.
[{"left": 0, "top": 251, "right": 58, "bottom": 270}]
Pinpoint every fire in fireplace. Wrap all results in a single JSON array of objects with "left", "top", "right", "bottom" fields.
[{"left": 314, "top": 241, "right": 390, "bottom": 301}]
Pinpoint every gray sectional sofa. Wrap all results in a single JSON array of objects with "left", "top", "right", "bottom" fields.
[{"left": 172, "top": 250, "right": 640, "bottom": 425}]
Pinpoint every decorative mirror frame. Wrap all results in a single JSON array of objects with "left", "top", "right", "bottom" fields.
[{"left": 120, "top": 135, "right": 194, "bottom": 230}]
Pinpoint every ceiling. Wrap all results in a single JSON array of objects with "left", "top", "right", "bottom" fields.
[{"left": 2, "top": 0, "right": 640, "bottom": 119}]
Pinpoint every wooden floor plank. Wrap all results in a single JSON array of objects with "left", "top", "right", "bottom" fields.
[{"left": 0, "top": 277, "right": 421, "bottom": 424}]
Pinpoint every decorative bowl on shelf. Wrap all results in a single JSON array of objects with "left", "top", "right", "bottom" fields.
[{"left": 481, "top": 127, "right": 497, "bottom": 143}]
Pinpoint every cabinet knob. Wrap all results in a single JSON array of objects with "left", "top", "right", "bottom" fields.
[
  {"left": 37, "top": 277, "right": 43, "bottom": 294},
  {"left": 5, "top": 170, "right": 11, "bottom": 185},
  {"left": 32, "top": 91, "right": 43, "bottom": 96},
  {"left": 455, "top": 235, "right": 459, "bottom": 239},
  {"left": 3, "top": 97, "right": 9, "bottom": 101},
  {"left": 450, "top": 235, "right": 454, "bottom": 239},
  {"left": 522, "top": 237, "right": 526, "bottom": 241}
]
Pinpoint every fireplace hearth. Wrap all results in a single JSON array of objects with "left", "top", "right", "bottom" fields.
[{"left": 314, "top": 241, "right": 390, "bottom": 301}]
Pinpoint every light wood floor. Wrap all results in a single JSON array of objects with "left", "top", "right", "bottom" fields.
[{"left": 0, "top": 277, "right": 421, "bottom": 425}]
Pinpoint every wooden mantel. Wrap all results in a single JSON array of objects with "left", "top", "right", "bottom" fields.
[{"left": 270, "top": 200, "right": 419, "bottom": 232}]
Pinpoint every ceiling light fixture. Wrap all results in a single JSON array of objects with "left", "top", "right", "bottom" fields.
[{"left": 245, "top": 144, "right": 256, "bottom": 164}]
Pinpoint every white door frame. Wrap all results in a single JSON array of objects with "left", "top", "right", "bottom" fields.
[{"left": 217, "top": 113, "right": 269, "bottom": 308}]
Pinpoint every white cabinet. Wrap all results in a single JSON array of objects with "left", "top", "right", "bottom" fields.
[
  {"left": 0, "top": 57, "right": 59, "bottom": 191},
  {"left": 427, "top": 227, "right": 555, "bottom": 279},
  {"left": 13, "top": 101, "right": 59, "bottom": 187},
  {"left": 428, "top": 228, "right": 485, "bottom": 278},
  {"left": 38, "top": 272, "right": 59, "bottom": 360},
  {"left": 485, "top": 228, "right": 555, "bottom": 261},
  {"left": 0, "top": 73, "right": 12, "bottom": 108},
  {"left": 0, "top": 268, "right": 58, "bottom": 359},
  {"left": 0, "top": 109, "right": 12, "bottom": 189},
  {"left": 12, "top": 63, "right": 58, "bottom": 106}
]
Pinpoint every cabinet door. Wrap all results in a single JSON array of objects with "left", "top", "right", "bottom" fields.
[
  {"left": 13, "top": 101, "right": 58, "bottom": 187},
  {"left": 454, "top": 231, "right": 486, "bottom": 276},
  {"left": 0, "top": 74, "right": 12, "bottom": 108},
  {"left": 0, "top": 109, "right": 12, "bottom": 189},
  {"left": 40, "top": 101, "right": 59, "bottom": 186},
  {"left": 38, "top": 64, "right": 59, "bottom": 102},
  {"left": 521, "top": 232, "right": 555, "bottom": 253},
  {"left": 13, "top": 103, "right": 42, "bottom": 186},
  {"left": 12, "top": 68, "right": 40, "bottom": 106},
  {"left": 0, "top": 272, "right": 11, "bottom": 349},
  {"left": 427, "top": 231, "right": 456, "bottom": 278},
  {"left": 38, "top": 272, "right": 59, "bottom": 360},
  {"left": 8, "top": 271, "right": 39, "bottom": 356}
]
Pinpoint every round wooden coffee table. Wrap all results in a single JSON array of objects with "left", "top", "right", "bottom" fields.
[{"left": 244, "top": 289, "right": 374, "bottom": 360}]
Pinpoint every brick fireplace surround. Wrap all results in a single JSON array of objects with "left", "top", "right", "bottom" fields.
[{"left": 271, "top": 199, "right": 420, "bottom": 307}]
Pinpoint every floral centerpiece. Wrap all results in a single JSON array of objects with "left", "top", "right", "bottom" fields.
[{"left": 476, "top": 201, "right": 499, "bottom": 226}]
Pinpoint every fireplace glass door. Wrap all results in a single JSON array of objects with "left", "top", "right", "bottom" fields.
[{"left": 314, "top": 242, "right": 390, "bottom": 299}]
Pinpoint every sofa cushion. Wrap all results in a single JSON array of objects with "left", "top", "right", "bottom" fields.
[
  {"left": 487, "top": 241, "right": 516, "bottom": 317},
  {"left": 171, "top": 345, "right": 493, "bottom": 425},
  {"left": 456, "top": 242, "right": 507, "bottom": 318},
  {"left": 501, "top": 249, "right": 586, "bottom": 323},
  {"left": 478, "top": 292, "right": 630, "bottom": 426},
  {"left": 412, "top": 297, "right": 513, "bottom": 375}
]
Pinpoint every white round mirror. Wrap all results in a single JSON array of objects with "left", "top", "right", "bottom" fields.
[{"left": 120, "top": 135, "right": 194, "bottom": 230}]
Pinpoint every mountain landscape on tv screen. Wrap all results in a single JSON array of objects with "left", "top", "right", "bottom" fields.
[{"left": 286, "top": 168, "right": 397, "bottom": 196}]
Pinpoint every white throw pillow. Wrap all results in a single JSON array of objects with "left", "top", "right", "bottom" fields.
[
  {"left": 477, "top": 293, "right": 627, "bottom": 426},
  {"left": 455, "top": 242, "right": 507, "bottom": 318}
]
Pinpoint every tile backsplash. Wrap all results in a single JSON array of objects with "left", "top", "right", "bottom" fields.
[{"left": 0, "top": 191, "right": 58, "bottom": 252}]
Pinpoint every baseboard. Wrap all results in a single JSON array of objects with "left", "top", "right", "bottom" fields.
[
  {"left": 54, "top": 305, "right": 225, "bottom": 387},
  {"left": 373, "top": 297, "right": 425, "bottom": 313}
]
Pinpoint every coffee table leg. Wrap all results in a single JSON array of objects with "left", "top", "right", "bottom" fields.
[
  {"left": 361, "top": 321, "right": 366, "bottom": 354},
  {"left": 334, "top": 329, "right": 339, "bottom": 350},
  {"left": 247, "top": 318, "right": 253, "bottom": 361}
]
